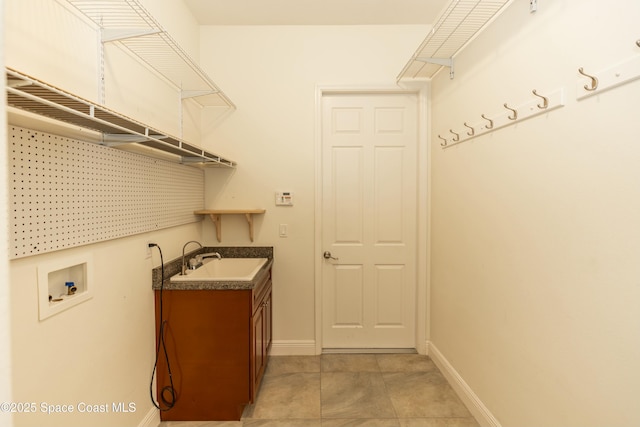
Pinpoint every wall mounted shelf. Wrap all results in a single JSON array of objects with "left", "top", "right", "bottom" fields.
[
  {"left": 66, "top": 0, "right": 235, "bottom": 108},
  {"left": 195, "top": 210, "right": 266, "bottom": 242},
  {"left": 6, "top": 67, "right": 236, "bottom": 167},
  {"left": 398, "top": 0, "right": 513, "bottom": 81}
]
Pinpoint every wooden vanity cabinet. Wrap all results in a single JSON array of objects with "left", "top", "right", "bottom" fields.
[{"left": 154, "top": 267, "right": 272, "bottom": 421}]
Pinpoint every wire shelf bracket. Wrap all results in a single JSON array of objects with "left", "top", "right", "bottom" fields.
[
  {"left": 101, "top": 28, "right": 161, "bottom": 43},
  {"left": 415, "top": 57, "right": 454, "bottom": 79}
]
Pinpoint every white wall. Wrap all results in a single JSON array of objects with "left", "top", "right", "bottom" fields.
[
  {"left": 1, "top": 1, "right": 14, "bottom": 425},
  {"left": 5, "top": 1, "right": 205, "bottom": 426},
  {"left": 197, "top": 25, "right": 429, "bottom": 351},
  {"left": 429, "top": 1, "right": 640, "bottom": 426}
]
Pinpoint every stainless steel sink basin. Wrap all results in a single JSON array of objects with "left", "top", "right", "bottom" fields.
[{"left": 171, "top": 258, "right": 269, "bottom": 282}]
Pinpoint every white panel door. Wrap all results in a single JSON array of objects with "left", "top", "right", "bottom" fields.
[{"left": 322, "top": 92, "right": 418, "bottom": 349}]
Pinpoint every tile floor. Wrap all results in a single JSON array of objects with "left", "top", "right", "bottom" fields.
[{"left": 159, "top": 354, "right": 479, "bottom": 427}]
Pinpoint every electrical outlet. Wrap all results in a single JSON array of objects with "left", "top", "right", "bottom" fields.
[
  {"left": 529, "top": 0, "right": 538, "bottom": 13},
  {"left": 145, "top": 241, "right": 153, "bottom": 259}
]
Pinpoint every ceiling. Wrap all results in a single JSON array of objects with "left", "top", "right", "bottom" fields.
[{"left": 182, "top": 0, "right": 450, "bottom": 26}]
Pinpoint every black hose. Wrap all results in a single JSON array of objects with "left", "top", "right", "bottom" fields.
[{"left": 148, "top": 244, "right": 176, "bottom": 411}]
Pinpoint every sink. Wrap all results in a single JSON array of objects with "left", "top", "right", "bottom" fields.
[{"left": 171, "top": 258, "right": 269, "bottom": 282}]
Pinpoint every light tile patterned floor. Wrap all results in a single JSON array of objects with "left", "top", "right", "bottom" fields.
[{"left": 159, "top": 354, "right": 479, "bottom": 427}]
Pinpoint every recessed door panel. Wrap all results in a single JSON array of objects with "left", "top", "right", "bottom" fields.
[
  {"left": 333, "top": 147, "right": 364, "bottom": 244},
  {"left": 375, "top": 147, "right": 405, "bottom": 245},
  {"left": 375, "top": 108, "right": 405, "bottom": 134},
  {"left": 374, "top": 265, "right": 406, "bottom": 327},
  {"left": 333, "top": 265, "right": 364, "bottom": 327},
  {"left": 333, "top": 108, "right": 362, "bottom": 134}
]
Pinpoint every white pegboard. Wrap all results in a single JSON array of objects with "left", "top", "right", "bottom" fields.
[{"left": 9, "top": 126, "right": 204, "bottom": 259}]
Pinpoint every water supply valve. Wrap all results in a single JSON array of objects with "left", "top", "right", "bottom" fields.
[{"left": 65, "top": 281, "right": 77, "bottom": 295}]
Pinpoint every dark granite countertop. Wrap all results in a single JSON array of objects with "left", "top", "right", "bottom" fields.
[{"left": 152, "top": 246, "right": 273, "bottom": 291}]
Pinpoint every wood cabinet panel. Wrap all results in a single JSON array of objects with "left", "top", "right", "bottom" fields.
[{"left": 155, "top": 268, "right": 272, "bottom": 421}]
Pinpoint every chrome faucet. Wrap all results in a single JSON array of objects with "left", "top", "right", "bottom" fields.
[
  {"left": 196, "top": 252, "right": 222, "bottom": 263},
  {"left": 181, "top": 240, "right": 203, "bottom": 275}
]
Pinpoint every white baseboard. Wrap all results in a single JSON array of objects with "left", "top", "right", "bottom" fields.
[
  {"left": 428, "top": 342, "right": 501, "bottom": 427},
  {"left": 270, "top": 340, "right": 317, "bottom": 355},
  {"left": 137, "top": 407, "right": 159, "bottom": 427}
]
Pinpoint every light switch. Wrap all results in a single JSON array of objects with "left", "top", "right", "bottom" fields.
[{"left": 279, "top": 224, "right": 288, "bottom": 237}]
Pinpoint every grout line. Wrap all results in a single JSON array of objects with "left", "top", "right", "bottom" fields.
[{"left": 375, "top": 354, "right": 400, "bottom": 420}]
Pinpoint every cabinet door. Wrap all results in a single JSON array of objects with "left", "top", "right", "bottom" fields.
[
  {"left": 250, "top": 278, "right": 272, "bottom": 402},
  {"left": 264, "top": 288, "right": 272, "bottom": 354},
  {"left": 251, "top": 302, "right": 265, "bottom": 401}
]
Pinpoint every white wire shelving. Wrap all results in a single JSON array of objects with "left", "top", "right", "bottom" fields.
[
  {"left": 397, "top": 0, "right": 513, "bottom": 81},
  {"left": 66, "top": 0, "right": 235, "bottom": 108},
  {"left": 6, "top": 67, "right": 237, "bottom": 167},
  {"left": 5, "top": 0, "right": 237, "bottom": 167}
]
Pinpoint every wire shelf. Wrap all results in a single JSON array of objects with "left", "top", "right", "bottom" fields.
[
  {"left": 6, "top": 67, "right": 237, "bottom": 167},
  {"left": 67, "top": 0, "right": 234, "bottom": 108},
  {"left": 398, "top": 0, "right": 513, "bottom": 80}
]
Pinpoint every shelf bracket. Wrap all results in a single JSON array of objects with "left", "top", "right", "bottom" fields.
[
  {"left": 208, "top": 214, "right": 255, "bottom": 242},
  {"left": 7, "top": 78, "right": 32, "bottom": 89},
  {"left": 101, "top": 28, "right": 162, "bottom": 43},
  {"left": 181, "top": 89, "right": 219, "bottom": 100},
  {"left": 194, "top": 209, "right": 266, "bottom": 242},
  {"left": 102, "top": 133, "right": 167, "bottom": 146},
  {"left": 208, "top": 214, "right": 223, "bottom": 242},
  {"left": 245, "top": 213, "right": 255, "bottom": 242},
  {"left": 415, "top": 57, "right": 455, "bottom": 79}
]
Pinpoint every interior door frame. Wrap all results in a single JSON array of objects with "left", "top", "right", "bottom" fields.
[{"left": 314, "top": 84, "right": 431, "bottom": 355}]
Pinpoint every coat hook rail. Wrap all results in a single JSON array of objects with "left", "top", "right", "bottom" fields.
[
  {"left": 532, "top": 89, "right": 548, "bottom": 109},
  {"left": 440, "top": 87, "right": 565, "bottom": 149},
  {"left": 576, "top": 55, "right": 640, "bottom": 100}
]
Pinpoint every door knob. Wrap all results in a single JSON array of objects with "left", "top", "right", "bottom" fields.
[{"left": 323, "top": 251, "right": 338, "bottom": 260}]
